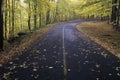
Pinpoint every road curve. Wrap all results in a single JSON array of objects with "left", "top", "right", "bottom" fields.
[{"left": 0, "top": 20, "right": 120, "bottom": 80}]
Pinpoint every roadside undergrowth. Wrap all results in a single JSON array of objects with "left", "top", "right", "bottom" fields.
[
  {"left": 76, "top": 21, "right": 120, "bottom": 58},
  {"left": 0, "top": 24, "right": 57, "bottom": 64}
]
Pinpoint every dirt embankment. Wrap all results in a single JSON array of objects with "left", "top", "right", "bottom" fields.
[{"left": 76, "top": 21, "right": 120, "bottom": 58}]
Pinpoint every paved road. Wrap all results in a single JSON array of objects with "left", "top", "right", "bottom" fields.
[{"left": 0, "top": 20, "right": 120, "bottom": 80}]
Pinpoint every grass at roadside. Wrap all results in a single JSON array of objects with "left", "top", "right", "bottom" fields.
[
  {"left": 0, "top": 24, "right": 57, "bottom": 64},
  {"left": 76, "top": 21, "right": 120, "bottom": 58}
]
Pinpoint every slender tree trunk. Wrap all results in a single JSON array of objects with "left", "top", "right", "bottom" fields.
[
  {"left": 39, "top": 13, "right": 42, "bottom": 28},
  {"left": 12, "top": 0, "right": 15, "bottom": 37},
  {"left": 8, "top": 0, "right": 11, "bottom": 39},
  {"left": 34, "top": 15, "right": 37, "bottom": 30},
  {"left": 54, "top": 1, "right": 59, "bottom": 22},
  {"left": 0, "top": 0, "right": 3, "bottom": 50},
  {"left": 28, "top": 16, "right": 31, "bottom": 31},
  {"left": 28, "top": 1, "right": 31, "bottom": 31},
  {"left": 39, "top": 14, "right": 41, "bottom": 27},
  {"left": 117, "top": 0, "right": 120, "bottom": 27},
  {"left": 46, "top": 9, "right": 50, "bottom": 24},
  {"left": 4, "top": 0, "right": 8, "bottom": 40},
  {"left": 34, "top": 0, "right": 37, "bottom": 30},
  {"left": 111, "top": 0, "right": 117, "bottom": 25},
  {"left": 20, "top": 10, "right": 23, "bottom": 31}
]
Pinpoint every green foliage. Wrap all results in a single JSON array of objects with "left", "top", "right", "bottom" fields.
[
  {"left": 76, "top": 0, "right": 112, "bottom": 18},
  {"left": 2, "top": 0, "right": 120, "bottom": 42}
]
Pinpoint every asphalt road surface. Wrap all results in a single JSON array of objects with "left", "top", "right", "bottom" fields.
[{"left": 0, "top": 20, "right": 120, "bottom": 80}]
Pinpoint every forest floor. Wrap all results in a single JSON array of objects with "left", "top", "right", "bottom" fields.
[
  {"left": 76, "top": 21, "right": 120, "bottom": 58},
  {"left": 0, "top": 23, "right": 58, "bottom": 64}
]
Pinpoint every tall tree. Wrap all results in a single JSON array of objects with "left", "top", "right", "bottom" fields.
[
  {"left": 46, "top": 7, "right": 50, "bottom": 24},
  {"left": 117, "top": 0, "right": 120, "bottom": 28},
  {"left": 111, "top": 0, "right": 117, "bottom": 25},
  {"left": 4, "top": 0, "right": 8, "bottom": 40},
  {"left": 11, "top": 0, "right": 15, "bottom": 37},
  {"left": 28, "top": 0, "right": 31, "bottom": 31},
  {"left": 0, "top": 0, "right": 3, "bottom": 50},
  {"left": 8, "top": 0, "right": 11, "bottom": 39},
  {"left": 33, "top": 0, "right": 37, "bottom": 30}
]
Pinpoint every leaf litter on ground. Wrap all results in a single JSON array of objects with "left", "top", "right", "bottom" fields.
[{"left": 76, "top": 21, "right": 120, "bottom": 58}]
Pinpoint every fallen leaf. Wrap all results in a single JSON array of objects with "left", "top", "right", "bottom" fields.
[
  {"left": 109, "top": 73, "right": 112, "bottom": 76},
  {"left": 115, "top": 67, "right": 119, "bottom": 71},
  {"left": 68, "top": 69, "right": 71, "bottom": 72},
  {"left": 96, "top": 78, "right": 99, "bottom": 80},
  {"left": 95, "top": 64, "right": 100, "bottom": 68},
  {"left": 33, "top": 68, "right": 37, "bottom": 71},
  {"left": 0, "top": 64, "right": 3, "bottom": 67},
  {"left": 117, "top": 73, "right": 120, "bottom": 76},
  {"left": 49, "top": 67, "right": 53, "bottom": 69},
  {"left": 43, "top": 49, "right": 46, "bottom": 52},
  {"left": 9, "top": 62, "right": 13, "bottom": 65}
]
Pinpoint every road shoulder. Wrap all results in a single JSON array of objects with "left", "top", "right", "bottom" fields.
[{"left": 76, "top": 21, "right": 120, "bottom": 58}]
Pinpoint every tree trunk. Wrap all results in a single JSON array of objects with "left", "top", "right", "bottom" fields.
[
  {"left": 12, "top": 0, "right": 15, "bottom": 37},
  {"left": 117, "top": 0, "right": 120, "bottom": 28},
  {"left": 0, "top": 0, "right": 3, "bottom": 50},
  {"left": 46, "top": 9, "right": 50, "bottom": 24},
  {"left": 39, "top": 13, "right": 42, "bottom": 28},
  {"left": 19, "top": 10, "right": 23, "bottom": 31},
  {"left": 34, "top": 0, "right": 37, "bottom": 30},
  {"left": 8, "top": 0, "right": 11, "bottom": 39},
  {"left": 28, "top": 1, "right": 31, "bottom": 31},
  {"left": 4, "top": 0, "right": 8, "bottom": 40},
  {"left": 28, "top": 16, "right": 31, "bottom": 31},
  {"left": 111, "top": 0, "right": 117, "bottom": 25}
]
